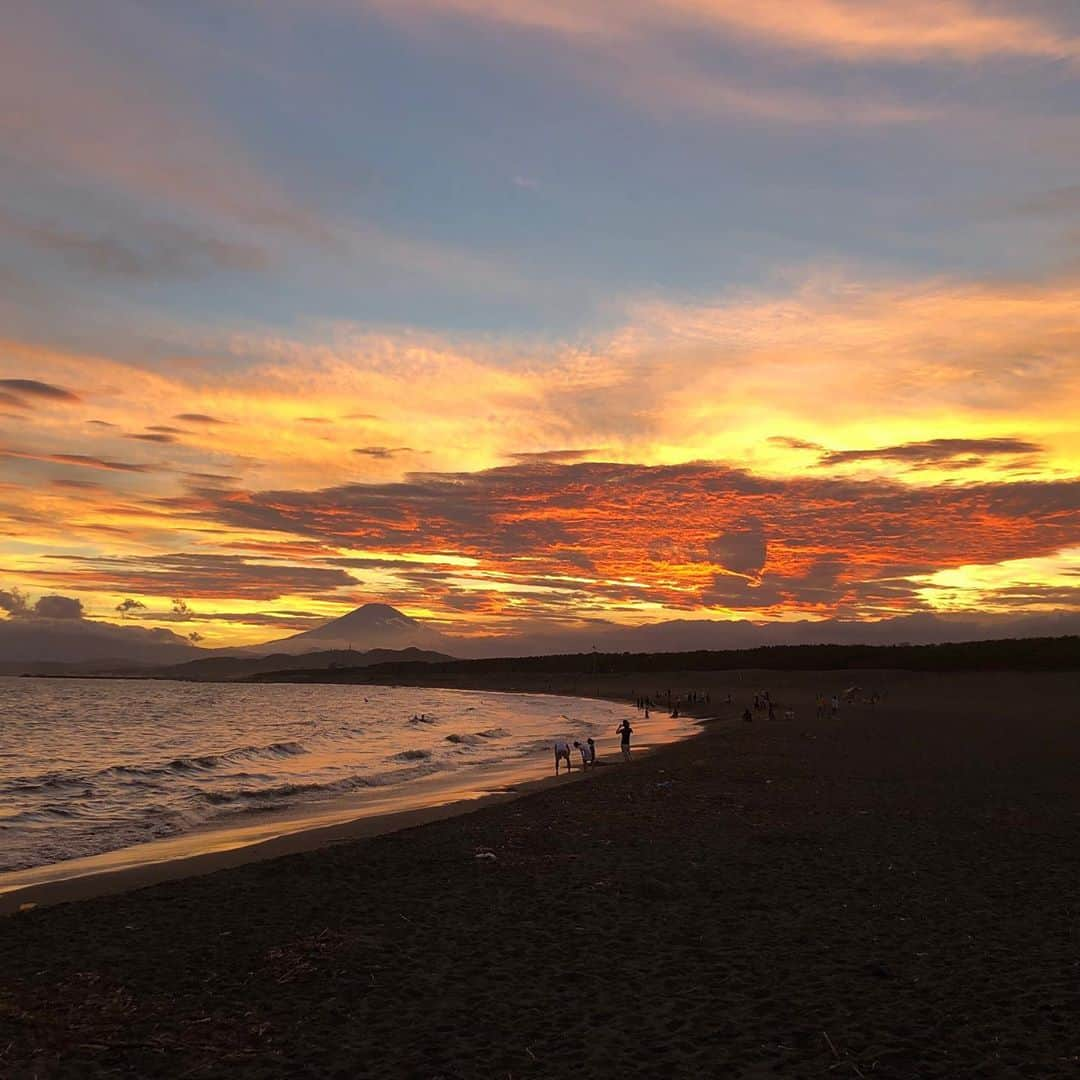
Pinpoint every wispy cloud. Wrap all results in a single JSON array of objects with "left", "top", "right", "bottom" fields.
[
  {"left": 0, "top": 449, "right": 150, "bottom": 473},
  {"left": 0, "top": 7, "right": 318, "bottom": 235},
  {"left": 817, "top": 437, "right": 1043, "bottom": 469},
  {"left": 362, "top": 0, "right": 1079, "bottom": 127},
  {"left": 29, "top": 553, "right": 359, "bottom": 601},
  {"left": 370, "top": 0, "right": 1080, "bottom": 64},
  {"left": 0, "top": 208, "right": 270, "bottom": 281}
]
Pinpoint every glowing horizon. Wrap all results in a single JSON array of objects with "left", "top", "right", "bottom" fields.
[{"left": 2, "top": 2, "right": 1078, "bottom": 647}]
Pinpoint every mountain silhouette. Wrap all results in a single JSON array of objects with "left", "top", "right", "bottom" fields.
[{"left": 255, "top": 603, "right": 451, "bottom": 655}]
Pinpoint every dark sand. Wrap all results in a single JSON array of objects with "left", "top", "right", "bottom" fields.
[{"left": 3, "top": 668, "right": 1080, "bottom": 1078}]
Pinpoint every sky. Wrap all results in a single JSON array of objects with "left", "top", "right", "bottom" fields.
[{"left": 1, "top": 0, "right": 1078, "bottom": 647}]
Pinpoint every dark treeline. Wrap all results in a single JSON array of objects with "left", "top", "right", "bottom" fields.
[{"left": 251, "top": 635, "right": 1080, "bottom": 684}]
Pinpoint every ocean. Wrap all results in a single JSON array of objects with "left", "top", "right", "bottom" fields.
[{"left": 0, "top": 677, "right": 684, "bottom": 879}]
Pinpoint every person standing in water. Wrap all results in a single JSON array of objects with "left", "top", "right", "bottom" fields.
[{"left": 616, "top": 718, "right": 633, "bottom": 761}]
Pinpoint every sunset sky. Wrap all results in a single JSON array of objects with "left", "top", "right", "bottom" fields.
[{"left": 2, "top": 1, "right": 1078, "bottom": 646}]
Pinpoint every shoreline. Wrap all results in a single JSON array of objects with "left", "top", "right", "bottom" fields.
[
  {"left": 0, "top": 767, "right": 579, "bottom": 916},
  {"left": 0, "top": 687, "right": 700, "bottom": 915}
]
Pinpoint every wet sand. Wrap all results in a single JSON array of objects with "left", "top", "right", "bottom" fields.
[
  {"left": 0, "top": 701, "right": 690, "bottom": 915},
  {"left": 2, "top": 668, "right": 1079, "bottom": 1077}
]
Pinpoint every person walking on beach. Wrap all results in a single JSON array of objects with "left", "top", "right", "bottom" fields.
[
  {"left": 573, "top": 740, "right": 589, "bottom": 770},
  {"left": 616, "top": 718, "right": 633, "bottom": 761},
  {"left": 554, "top": 739, "right": 572, "bottom": 775},
  {"left": 586, "top": 737, "right": 596, "bottom": 766}
]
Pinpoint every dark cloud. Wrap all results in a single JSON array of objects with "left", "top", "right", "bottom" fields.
[
  {"left": 353, "top": 446, "right": 414, "bottom": 459},
  {"left": 33, "top": 553, "right": 358, "bottom": 601},
  {"left": 0, "top": 449, "right": 150, "bottom": 472},
  {"left": 174, "top": 413, "right": 226, "bottom": 424},
  {"left": 0, "top": 379, "right": 80, "bottom": 403},
  {"left": 818, "top": 438, "right": 1042, "bottom": 468},
  {"left": 183, "top": 471, "right": 241, "bottom": 486},
  {"left": 707, "top": 521, "right": 767, "bottom": 576},
  {"left": 0, "top": 589, "right": 84, "bottom": 620},
  {"left": 0, "top": 209, "right": 269, "bottom": 281},
  {"left": 185, "top": 609, "right": 328, "bottom": 629},
  {"left": 125, "top": 432, "right": 176, "bottom": 443},
  {"left": 507, "top": 449, "right": 600, "bottom": 463},
  {"left": 50, "top": 478, "right": 104, "bottom": 490},
  {"left": 33, "top": 594, "right": 84, "bottom": 619},
  {"left": 87, "top": 419, "right": 117, "bottom": 427},
  {"left": 224, "top": 540, "right": 341, "bottom": 558},
  {"left": 147, "top": 425, "right": 190, "bottom": 435},
  {"left": 0, "top": 391, "right": 31, "bottom": 410},
  {"left": 701, "top": 573, "right": 783, "bottom": 609},
  {"left": 767, "top": 436, "right": 822, "bottom": 451},
  {"left": 0, "top": 588, "right": 29, "bottom": 617}
]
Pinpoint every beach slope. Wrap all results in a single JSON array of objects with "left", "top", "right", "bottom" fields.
[{"left": 2, "top": 669, "right": 1079, "bottom": 1077}]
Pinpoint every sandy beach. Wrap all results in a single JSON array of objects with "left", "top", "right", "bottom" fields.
[{"left": 3, "top": 667, "right": 1080, "bottom": 1077}]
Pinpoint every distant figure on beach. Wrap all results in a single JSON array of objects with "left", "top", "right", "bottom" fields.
[
  {"left": 616, "top": 718, "right": 633, "bottom": 761},
  {"left": 554, "top": 740, "right": 572, "bottom": 775},
  {"left": 573, "top": 740, "right": 589, "bottom": 769},
  {"left": 586, "top": 737, "right": 596, "bottom": 766},
  {"left": 742, "top": 707, "right": 753, "bottom": 722}
]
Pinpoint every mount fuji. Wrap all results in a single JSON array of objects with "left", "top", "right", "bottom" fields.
[{"left": 254, "top": 603, "right": 453, "bottom": 655}]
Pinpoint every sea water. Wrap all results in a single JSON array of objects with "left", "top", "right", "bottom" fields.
[{"left": 0, "top": 677, "right": 679, "bottom": 875}]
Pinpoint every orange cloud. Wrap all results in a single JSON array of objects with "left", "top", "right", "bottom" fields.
[
  {"left": 3, "top": 269, "right": 1079, "bottom": 489},
  {"left": 2, "top": 267, "right": 1078, "bottom": 639},
  {"left": 369, "top": 0, "right": 1080, "bottom": 62}
]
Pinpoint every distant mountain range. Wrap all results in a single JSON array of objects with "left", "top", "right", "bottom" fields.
[
  {"left": 0, "top": 616, "right": 199, "bottom": 672},
  {"left": 2, "top": 600, "right": 1079, "bottom": 676},
  {"left": 150, "top": 646, "right": 454, "bottom": 682}
]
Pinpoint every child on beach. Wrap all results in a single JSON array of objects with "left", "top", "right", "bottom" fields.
[
  {"left": 573, "top": 740, "right": 589, "bottom": 769},
  {"left": 616, "top": 719, "right": 633, "bottom": 761},
  {"left": 554, "top": 740, "right": 572, "bottom": 775},
  {"left": 586, "top": 737, "right": 596, "bottom": 766}
]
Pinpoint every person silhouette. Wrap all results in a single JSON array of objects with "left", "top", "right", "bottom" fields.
[
  {"left": 616, "top": 718, "right": 633, "bottom": 761},
  {"left": 554, "top": 739, "right": 572, "bottom": 775}
]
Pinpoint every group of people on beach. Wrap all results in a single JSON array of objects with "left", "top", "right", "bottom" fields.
[{"left": 554, "top": 717, "right": 634, "bottom": 775}]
